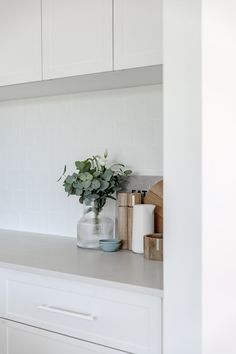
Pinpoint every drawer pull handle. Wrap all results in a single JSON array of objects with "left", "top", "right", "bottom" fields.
[{"left": 37, "top": 305, "right": 96, "bottom": 321}]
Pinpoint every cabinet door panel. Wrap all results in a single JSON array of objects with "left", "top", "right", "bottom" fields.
[
  {"left": 114, "top": 0, "right": 162, "bottom": 70},
  {"left": 42, "top": 0, "right": 112, "bottom": 79},
  {"left": 0, "top": 0, "right": 42, "bottom": 86},
  {"left": 0, "top": 319, "right": 124, "bottom": 354}
]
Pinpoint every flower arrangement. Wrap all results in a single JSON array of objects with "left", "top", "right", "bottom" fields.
[{"left": 59, "top": 151, "right": 132, "bottom": 216}]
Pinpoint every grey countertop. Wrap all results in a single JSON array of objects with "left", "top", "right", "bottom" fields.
[{"left": 0, "top": 229, "right": 163, "bottom": 296}]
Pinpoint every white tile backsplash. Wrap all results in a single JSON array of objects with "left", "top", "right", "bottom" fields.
[{"left": 0, "top": 85, "right": 162, "bottom": 237}]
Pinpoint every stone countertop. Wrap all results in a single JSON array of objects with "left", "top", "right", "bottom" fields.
[{"left": 0, "top": 229, "right": 163, "bottom": 296}]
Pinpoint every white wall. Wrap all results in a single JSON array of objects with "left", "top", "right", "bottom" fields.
[
  {"left": 164, "top": 1, "right": 236, "bottom": 354},
  {"left": 0, "top": 85, "right": 162, "bottom": 236},
  {"left": 202, "top": 1, "right": 236, "bottom": 353},
  {"left": 163, "top": 1, "right": 201, "bottom": 353}
]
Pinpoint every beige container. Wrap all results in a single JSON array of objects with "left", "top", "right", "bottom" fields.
[
  {"left": 127, "top": 192, "right": 142, "bottom": 250},
  {"left": 117, "top": 192, "right": 128, "bottom": 207},
  {"left": 118, "top": 206, "right": 128, "bottom": 249},
  {"left": 117, "top": 192, "right": 142, "bottom": 250},
  {"left": 117, "top": 192, "right": 129, "bottom": 249}
]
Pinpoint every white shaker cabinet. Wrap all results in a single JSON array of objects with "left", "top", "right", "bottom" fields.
[
  {"left": 0, "top": 0, "right": 42, "bottom": 86},
  {"left": 0, "top": 319, "right": 124, "bottom": 354},
  {"left": 114, "top": 0, "right": 162, "bottom": 70},
  {"left": 0, "top": 270, "right": 162, "bottom": 354},
  {"left": 42, "top": 0, "right": 113, "bottom": 80},
  {"left": 0, "top": 231, "right": 163, "bottom": 353}
]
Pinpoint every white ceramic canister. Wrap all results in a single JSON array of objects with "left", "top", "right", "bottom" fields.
[{"left": 132, "top": 204, "right": 155, "bottom": 254}]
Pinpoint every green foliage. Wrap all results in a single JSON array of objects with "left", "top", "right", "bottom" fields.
[{"left": 59, "top": 152, "right": 132, "bottom": 214}]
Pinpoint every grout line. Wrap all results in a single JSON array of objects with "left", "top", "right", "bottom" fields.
[
  {"left": 40, "top": 0, "right": 43, "bottom": 80},
  {"left": 112, "top": 0, "right": 115, "bottom": 71}
]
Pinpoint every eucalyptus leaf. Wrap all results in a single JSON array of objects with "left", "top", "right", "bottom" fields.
[
  {"left": 102, "top": 169, "right": 113, "bottom": 181},
  {"left": 124, "top": 169, "right": 132, "bottom": 175},
  {"left": 100, "top": 180, "right": 109, "bottom": 191},
  {"left": 79, "top": 172, "right": 93, "bottom": 181},
  {"left": 92, "top": 179, "right": 101, "bottom": 190},
  {"left": 73, "top": 181, "right": 83, "bottom": 189},
  {"left": 64, "top": 184, "right": 71, "bottom": 193},
  {"left": 93, "top": 171, "right": 100, "bottom": 178},
  {"left": 65, "top": 175, "right": 76, "bottom": 184},
  {"left": 57, "top": 165, "right": 67, "bottom": 182},
  {"left": 83, "top": 161, "right": 92, "bottom": 172},
  {"left": 75, "top": 161, "right": 84, "bottom": 171},
  {"left": 84, "top": 189, "right": 93, "bottom": 197},
  {"left": 82, "top": 180, "right": 92, "bottom": 189},
  {"left": 75, "top": 188, "right": 83, "bottom": 196}
]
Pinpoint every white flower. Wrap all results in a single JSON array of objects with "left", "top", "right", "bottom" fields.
[{"left": 99, "top": 150, "right": 109, "bottom": 166}]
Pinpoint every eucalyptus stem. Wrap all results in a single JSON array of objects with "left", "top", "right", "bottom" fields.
[{"left": 93, "top": 204, "right": 101, "bottom": 234}]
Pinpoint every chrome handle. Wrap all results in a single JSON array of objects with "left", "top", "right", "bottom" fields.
[{"left": 37, "top": 305, "right": 96, "bottom": 321}]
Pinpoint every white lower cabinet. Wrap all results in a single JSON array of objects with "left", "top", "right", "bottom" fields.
[
  {"left": 0, "top": 319, "right": 123, "bottom": 354},
  {"left": 0, "top": 269, "right": 162, "bottom": 354}
]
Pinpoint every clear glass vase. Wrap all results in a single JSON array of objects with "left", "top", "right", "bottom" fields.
[{"left": 77, "top": 199, "right": 114, "bottom": 249}]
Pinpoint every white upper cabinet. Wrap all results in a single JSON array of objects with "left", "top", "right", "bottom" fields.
[
  {"left": 0, "top": 0, "right": 162, "bottom": 89},
  {"left": 0, "top": 0, "right": 42, "bottom": 86},
  {"left": 42, "top": 0, "right": 113, "bottom": 80},
  {"left": 114, "top": 0, "right": 162, "bottom": 70}
]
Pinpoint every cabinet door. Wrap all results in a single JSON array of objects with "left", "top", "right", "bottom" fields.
[
  {"left": 0, "top": 319, "right": 125, "bottom": 354},
  {"left": 0, "top": 0, "right": 42, "bottom": 86},
  {"left": 114, "top": 0, "right": 162, "bottom": 70},
  {"left": 42, "top": 0, "right": 112, "bottom": 80}
]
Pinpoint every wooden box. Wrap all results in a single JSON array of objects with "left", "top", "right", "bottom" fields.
[{"left": 144, "top": 233, "right": 163, "bottom": 261}]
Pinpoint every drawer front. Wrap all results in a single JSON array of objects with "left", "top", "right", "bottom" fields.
[
  {"left": 0, "top": 271, "right": 162, "bottom": 354},
  {"left": 0, "top": 318, "right": 124, "bottom": 354}
]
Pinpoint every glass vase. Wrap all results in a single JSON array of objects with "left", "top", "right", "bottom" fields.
[{"left": 77, "top": 199, "right": 114, "bottom": 249}]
